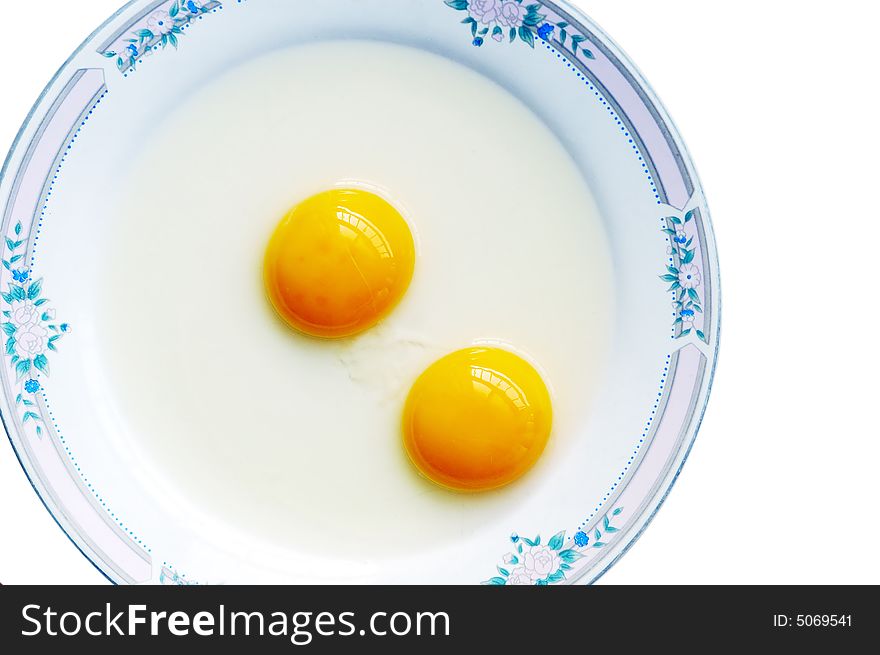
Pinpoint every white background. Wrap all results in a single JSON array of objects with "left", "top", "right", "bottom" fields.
[{"left": 0, "top": 0, "right": 877, "bottom": 585}]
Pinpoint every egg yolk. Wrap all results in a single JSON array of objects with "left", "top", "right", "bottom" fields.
[
  {"left": 403, "top": 348, "right": 553, "bottom": 492},
  {"left": 264, "top": 188, "right": 415, "bottom": 339}
]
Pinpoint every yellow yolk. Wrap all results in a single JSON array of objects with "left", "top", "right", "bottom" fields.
[
  {"left": 264, "top": 188, "right": 415, "bottom": 339},
  {"left": 403, "top": 348, "right": 553, "bottom": 492}
]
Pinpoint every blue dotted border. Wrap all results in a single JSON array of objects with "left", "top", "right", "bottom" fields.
[
  {"left": 536, "top": 38, "right": 671, "bottom": 530},
  {"left": 41, "top": 391, "right": 152, "bottom": 553},
  {"left": 30, "top": 90, "right": 108, "bottom": 268},
  {"left": 578, "top": 355, "right": 671, "bottom": 530},
  {"left": 29, "top": 88, "right": 152, "bottom": 554},
  {"left": 543, "top": 40, "right": 662, "bottom": 204}
]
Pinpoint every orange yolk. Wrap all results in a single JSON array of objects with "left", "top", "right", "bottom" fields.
[
  {"left": 264, "top": 188, "right": 415, "bottom": 339},
  {"left": 403, "top": 348, "right": 553, "bottom": 492}
]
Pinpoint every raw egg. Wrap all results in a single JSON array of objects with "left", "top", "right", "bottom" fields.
[
  {"left": 264, "top": 188, "right": 415, "bottom": 338},
  {"left": 403, "top": 347, "right": 553, "bottom": 492}
]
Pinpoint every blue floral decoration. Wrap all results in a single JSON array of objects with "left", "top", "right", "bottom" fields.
[
  {"left": 660, "top": 210, "right": 708, "bottom": 343},
  {"left": 160, "top": 565, "right": 198, "bottom": 585},
  {"left": 2, "top": 222, "right": 69, "bottom": 438},
  {"left": 101, "top": 0, "right": 222, "bottom": 73},
  {"left": 445, "top": 1, "right": 594, "bottom": 59},
  {"left": 486, "top": 508, "right": 623, "bottom": 585}
]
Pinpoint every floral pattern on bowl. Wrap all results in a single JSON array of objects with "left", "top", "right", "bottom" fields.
[
  {"left": 661, "top": 210, "right": 708, "bottom": 343},
  {"left": 445, "top": 0, "right": 594, "bottom": 58},
  {"left": 486, "top": 508, "right": 623, "bottom": 585},
  {"left": 159, "top": 565, "right": 197, "bottom": 585},
  {"left": 2, "top": 222, "right": 69, "bottom": 439},
  {"left": 101, "top": 0, "right": 222, "bottom": 73}
]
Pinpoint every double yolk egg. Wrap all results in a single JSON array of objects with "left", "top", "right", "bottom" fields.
[{"left": 264, "top": 188, "right": 552, "bottom": 492}]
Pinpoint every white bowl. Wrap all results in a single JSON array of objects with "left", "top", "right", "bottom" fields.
[{"left": 0, "top": 0, "right": 719, "bottom": 585}]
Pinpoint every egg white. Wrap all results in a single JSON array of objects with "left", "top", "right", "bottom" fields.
[{"left": 100, "top": 41, "right": 613, "bottom": 559}]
